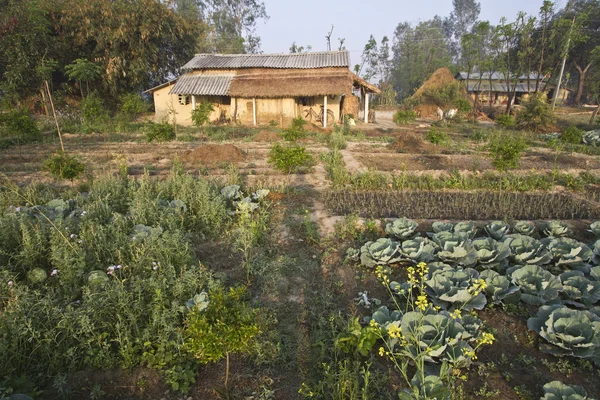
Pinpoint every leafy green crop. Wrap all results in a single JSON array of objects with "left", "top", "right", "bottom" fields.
[
  {"left": 472, "top": 237, "right": 511, "bottom": 271},
  {"left": 528, "top": 305, "right": 600, "bottom": 365},
  {"left": 385, "top": 217, "right": 418, "bottom": 240},
  {"left": 479, "top": 270, "right": 520, "bottom": 305},
  {"left": 360, "top": 238, "right": 402, "bottom": 268},
  {"left": 541, "top": 237, "right": 593, "bottom": 274},
  {"left": 509, "top": 265, "right": 562, "bottom": 305},
  {"left": 560, "top": 271, "right": 600, "bottom": 307},
  {"left": 513, "top": 221, "right": 535, "bottom": 236},
  {"left": 483, "top": 221, "right": 510, "bottom": 240},
  {"left": 425, "top": 267, "right": 487, "bottom": 311},
  {"left": 543, "top": 221, "right": 572, "bottom": 238},
  {"left": 398, "top": 237, "right": 438, "bottom": 263},
  {"left": 541, "top": 380, "right": 590, "bottom": 400},
  {"left": 504, "top": 234, "right": 552, "bottom": 266}
]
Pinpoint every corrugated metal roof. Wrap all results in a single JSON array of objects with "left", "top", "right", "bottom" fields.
[
  {"left": 457, "top": 72, "right": 546, "bottom": 81},
  {"left": 181, "top": 51, "right": 350, "bottom": 70},
  {"left": 168, "top": 75, "right": 233, "bottom": 95},
  {"left": 465, "top": 82, "right": 538, "bottom": 93}
]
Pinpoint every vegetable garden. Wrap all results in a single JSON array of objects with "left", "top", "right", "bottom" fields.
[{"left": 2, "top": 115, "right": 600, "bottom": 399}]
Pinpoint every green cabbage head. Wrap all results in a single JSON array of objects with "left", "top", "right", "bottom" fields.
[
  {"left": 360, "top": 238, "right": 401, "bottom": 268},
  {"left": 542, "top": 380, "right": 589, "bottom": 400},
  {"left": 513, "top": 221, "right": 535, "bottom": 236},
  {"left": 528, "top": 304, "right": 600, "bottom": 364},
  {"left": 425, "top": 267, "right": 487, "bottom": 311},
  {"left": 541, "top": 237, "right": 593, "bottom": 274},
  {"left": 560, "top": 270, "right": 600, "bottom": 307},
  {"left": 484, "top": 221, "right": 510, "bottom": 240},
  {"left": 385, "top": 217, "right": 418, "bottom": 240},
  {"left": 508, "top": 265, "right": 562, "bottom": 305},
  {"left": 454, "top": 221, "right": 477, "bottom": 239},
  {"left": 398, "top": 237, "right": 438, "bottom": 263},
  {"left": 472, "top": 237, "right": 511, "bottom": 271},
  {"left": 504, "top": 234, "right": 552, "bottom": 266},
  {"left": 480, "top": 270, "right": 520, "bottom": 305},
  {"left": 543, "top": 221, "right": 572, "bottom": 238}
]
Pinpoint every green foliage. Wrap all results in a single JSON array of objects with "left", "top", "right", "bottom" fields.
[
  {"left": 505, "top": 235, "right": 552, "bottom": 267},
  {"left": 488, "top": 132, "right": 527, "bottom": 171},
  {"left": 267, "top": 143, "right": 315, "bottom": 173},
  {"left": 543, "top": 221, "right": 572, "bottom": 238},
  {"left": 542, "top": 381, "right": 589, "bottom": 400},
  {"left": 420, "top": 80, "right": 471, "bottom": 111},
  {"left": 184, "top": 285, "right": 260, "bottom": 363},
  {"left": 191, "top": 103, "right": 215, "bottom": 127},
  {"left": 64, "top": 59, "right": 101, "bottom": 97},
  {"left": 359, "top": 238, "right": 402, "bottom": 268},
  {"left": 528, "top": 305, "right": 600, "bottom": 364},
  {"left": 508, "top": 265, "right": 561, "bottom": 305},
  {"left": 425, "top": 266, "right": 487, "bottom": 310},
  {"left": 0, "top": 109, "right": 41, "bottom": 145},
  {"left": 483, "top": 221, "right": 510, "bottom": 241},
  {"left": 327, "top": 125, "right": 348, "bottom": 150},
  {"left": 146, "top": 121, "right": 176, "bottom": 142},
  {"left": 479, "top": 270, "right": 520, "bottom": 305},
  {"left": 561, "top": 125, "right": 584, "bottom": 145},
  {"left": 472, "top": 237, "right": 511, "bottom": 271},
  {"left": 119, "top": 93, "right": 148, "bottom": 122},
  {"left": 517, "top": 93, "right": 556, "bottom": 131},
  {"left": 425, "top": 128, "right": 449, "bottom": 145},
  {"left": 43, "top": 152, "right": 86, "bottom": 181},
  {"left": 385, "top": 217, "right": 418, "bottom": 240},
  {"left": 495, "top": 114, "right": 517, "bottom": 129},
  {"left": 81, "top": 92, "right": 109, "bottom": 127},
  {"left": 281, "top": 116, "right": 307, "bottom": 141},
  {"left": 393, "top": 109, "right": 418, "bottom": 125}
]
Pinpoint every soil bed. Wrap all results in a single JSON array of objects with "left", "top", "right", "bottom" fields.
[{"left": 179, "top": 144, "right": 246, "bottom": 165}]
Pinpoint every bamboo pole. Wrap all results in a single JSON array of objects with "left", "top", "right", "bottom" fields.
[{"left": 45, "top": 80, "right": 64, "bottom": 152}]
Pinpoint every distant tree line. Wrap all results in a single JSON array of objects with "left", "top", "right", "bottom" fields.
[
  {"left": 0, "top": 0, "right": 268, "bottom": 105},
  {"left": 357, "top": 0, "right": 600, "bottom": 109}
]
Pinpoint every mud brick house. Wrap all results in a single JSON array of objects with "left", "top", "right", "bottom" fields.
[{"left": 145, "top": 51, "right": 380, "bottom": 127}]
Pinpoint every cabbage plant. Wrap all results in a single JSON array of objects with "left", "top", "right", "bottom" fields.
[
  {"left": 591, "top": 240, "right": 600, "bottom": 265},
  {"left": 513, "top": 220, "right": 535, "bottom": 236},
  {"left": 472, "top": 237, "right": 511, "bottom": 271},
  {"left": 88, "top": 270, "right": 109, "bottom": 287},
  {"left": 542, "top": 380, "right": 589, "bottom": 400},
  {"left": 27, "top": 268, "right": 48, "bottom": 284},
  {"left": 398, "top": 237, "right": 438, "bottom": 263},
  {"left": 479, "top": 270, "right": 520, "bottom": 305},
  {"left": 220, "top": 184, "right": 243, "bottom": 200},
  {"left": 360, "top": 238, "right": 402, "bottom": 268},
  {"left": 583, "top": 130, "right": 600, "bottom": 146},
  {"left": 251, "top": 189, "right": 270, "bottom": 201},
  {"left": 430, "top": 221, "right": 453, "bottom": 234},
  {"left": 504, "top": 234, "right": 551, "bottom": 266},
  {"left": 541, "top": 237, "right": 593, "bottom": 273},
  {"left": 168, "top": 199, "right": 187, "bottom": 213},
  {"left": 395, "top": 311, "right": 474, "bottom": 365},
  {"left": 588, "top": 221, "right": 600, "bottom": 237},
  {"left": 528, "top": 304, "right": 600, "bottom": 364},
  {"left": 370, "top": 305, "right": 402, "bottom": 326},
  {"left": 430, "top": 231, "right": 470, "bottom": 248},
  {"left": 454, "top": 221, "right": 477, "bottom": 239},
  {"left": 425, "top": 267, "right": 487, "bottom": 311},
  {"left": 543, "top": 221, "right": 572, "bottom": 238},
  {"left": 437, "top": 240, "right": 478, "bottom": 267},
  {"left": 509, "top": 265, "right": 562, "bottom": 305},
  {"left": 398, "top": 374, "right": 451, "bottom": 400},
  {"left": 560, "top": 270, "right": 600, "bottom": 307},
  {"left": 130, "top": 224, "right": 163, "bottom": 242},
  {"left": 484, "top": 221, "right": 510, "bottom": 240},
  {"left": 385, "top": 217, "right": 418, "bottom": 240}
]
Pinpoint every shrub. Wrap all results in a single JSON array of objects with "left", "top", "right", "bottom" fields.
[
  {"left": 146, "top": 120, "right": 176, "bottom": 142},
  {"left": 191, "top": 102, "right": 215, "bottom": 128},
  {"left": 327, "top": 125, "right": 347, "bottom": 150},
  {"left": 81, "top": 91, "right": 109, "bottom": 127},
  {"left": 281, "top": 116, "right": 307, "bottom": 141},
  {"left": 119, "top": 93, "right": 148, "bottom": 121},
  {"left": 0, "top": 109, "right": 41, "bottom": 142},
  {"left": 421, "top": 80, "right": 468, "bottom": 109},
  {"left": 517, "top": 93, "right": 556, "bottom": 131},
  {"left": 426, "top": 128, "right": 449, "bottom": 145},
  {"left": 43, "top": 151, "right": 86, "bottom": 181},
  {"left": 268, "top": 142, "right": 315, "bottom": 173},
  {"left": 495, "top": 114, "right": 517, "bottom": 129},
  {"left": 393, "top": 109, "right": 417, "bottom": 125},
  {"left": 488, "top": 132, "right": 527, "bottom": 171},
  {"left": 561, "top": 125, "right": 583, "bottom": 144}
]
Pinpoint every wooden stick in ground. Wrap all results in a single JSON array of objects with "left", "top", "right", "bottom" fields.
[{"left": 45, "top": 80, "right": 64, "bottom": 152}]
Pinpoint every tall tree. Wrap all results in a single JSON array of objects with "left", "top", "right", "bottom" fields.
[
  {"left": 444, "top": 0, "right": 482, "bottom": 63},
  {"left": 391, "top": 18, "right": 452, "bottom": 100},
  {"left": 200, "top": 0, "right": 269, "bottom": 54}
]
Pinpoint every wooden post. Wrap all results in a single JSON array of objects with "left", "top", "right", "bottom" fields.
[
  {"left": 192, "top": 95, "right": 196, "bottom": 111},
  {"left": 279, "top": 98, "right": 283, "bottom": 127},
  {"left": 323, "top": 95, "right": 328, "bottom": 127},
  {"left": 253, "top": 98, "right": 257, "bottom": 126},
  {"left": 364, "top": 92, "right": 369, "bottom": 124}
]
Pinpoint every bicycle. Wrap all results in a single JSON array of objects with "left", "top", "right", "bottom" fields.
[{"left": 303, "top": 105, "right": 335, "bottom": 126}]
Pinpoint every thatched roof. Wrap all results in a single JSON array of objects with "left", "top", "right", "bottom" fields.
[{"left": 227, "top": 68, "right": 380, "bottom": 98}]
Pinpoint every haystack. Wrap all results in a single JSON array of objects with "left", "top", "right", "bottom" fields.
[{"left": 411, "top": 67, "right": 470, "bottom": 118}]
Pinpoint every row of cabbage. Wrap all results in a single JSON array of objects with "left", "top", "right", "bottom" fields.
[
  {"left": 540, "top": 129, "right": 600, "bottom": 147},
  {"left": 344, "top": 218, "right": 600, "bottom": 397}
]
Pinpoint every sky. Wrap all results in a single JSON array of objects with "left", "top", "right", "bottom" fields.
[{"left": 255, "top": 0, "right": 569, "bottom": 63}]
